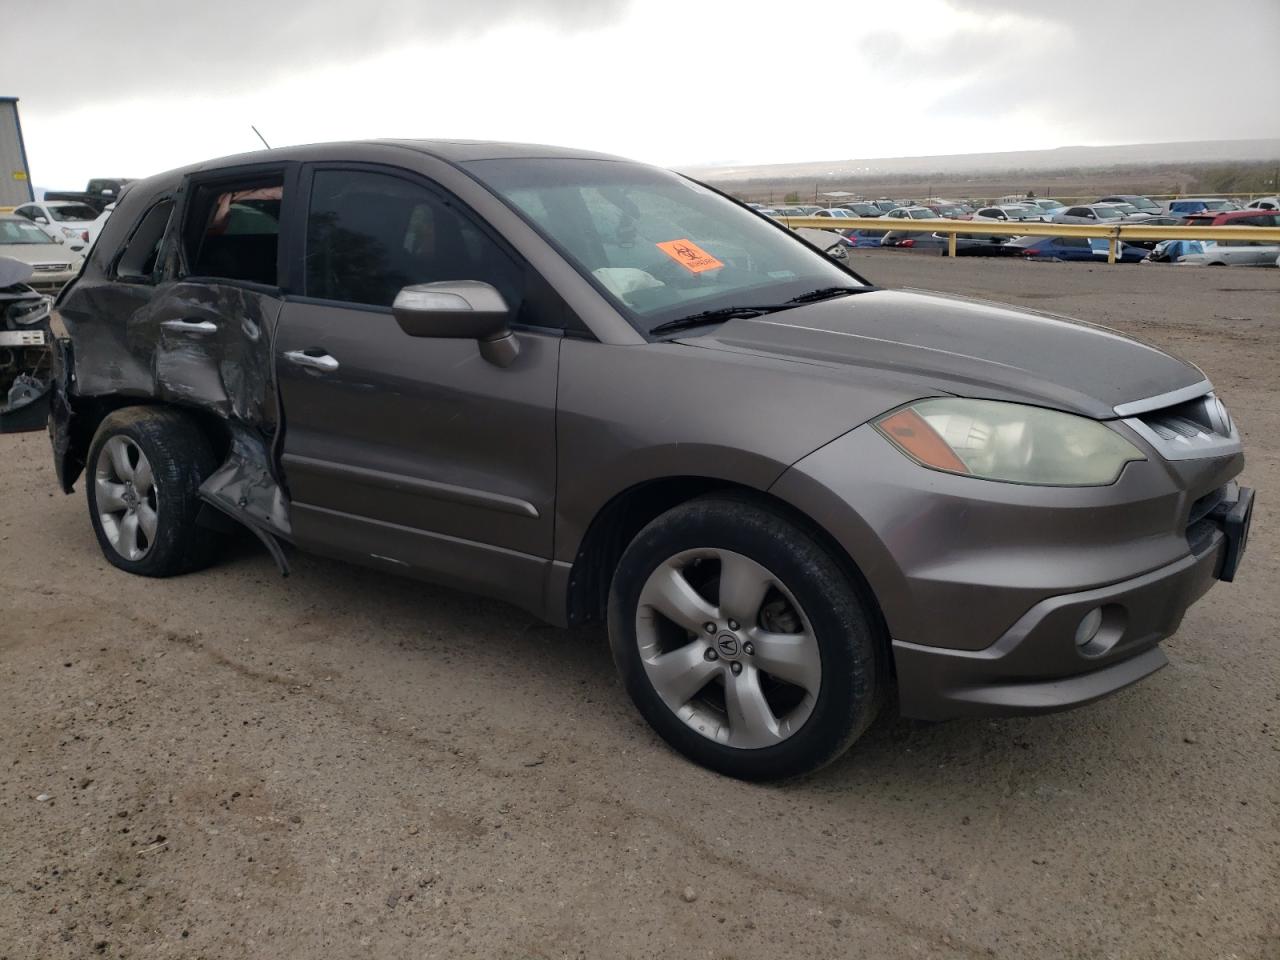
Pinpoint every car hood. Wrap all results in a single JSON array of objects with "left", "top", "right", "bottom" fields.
[
  {"left": 0, "top": 244, "right": 77, "bottom": 266},
  {"left": 683, "top": 289, "right": 1205, "bottom": 419}
]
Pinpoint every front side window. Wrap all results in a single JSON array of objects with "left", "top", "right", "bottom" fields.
[
  {"left": 464, "top": 158, "right": 859, "bottom": 334},
  {"left": 304, "top": 169, "right": 524, "bottom": 314},
  {"left": 184, "top": 177, "right": 283, "bottom": 285}
]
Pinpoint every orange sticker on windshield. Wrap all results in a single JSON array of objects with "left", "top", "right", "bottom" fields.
[{"left": 656, "top": 238, "right": 724, "bottom": 273}]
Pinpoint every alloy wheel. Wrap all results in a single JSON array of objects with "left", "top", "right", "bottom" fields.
[
  {"left": 635, "top": 548, "right": 821, "bottom": 749},
  {"left": 94, "top": 435, "right": 159, "bottom": 561}
]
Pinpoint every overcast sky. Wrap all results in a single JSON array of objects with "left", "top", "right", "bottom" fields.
[{"left": 9, "top": 0, "right": 1280, "bottom": 189}]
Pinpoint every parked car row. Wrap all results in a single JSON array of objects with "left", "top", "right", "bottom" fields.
[
  {"left": 748, "top": 192, "right": 1269, "bottom": 227},
  {"left": 758, "top": 189, "right": 1277, "bottom": 268}
]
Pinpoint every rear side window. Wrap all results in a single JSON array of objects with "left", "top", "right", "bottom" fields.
[
  {"left": 49, "top": 204, "right": 98, "bottom": 222},
  {"left": 304, "top": 169, "right": 523, "bottom": 312},
  {"left": 184, "top": 177, "right": 283, "bottom": 285},
  {"left": 115, "top": 200, "right": 175, "bottom": 282}
]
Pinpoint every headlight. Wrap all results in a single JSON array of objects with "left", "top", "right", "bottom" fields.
[{"left": 875, "top": 398, "right": 1144, "bottom": 486}]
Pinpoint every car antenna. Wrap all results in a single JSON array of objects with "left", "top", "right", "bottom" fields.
[{"left": 251, "top": 125, "right": 272, "bottom": 149}]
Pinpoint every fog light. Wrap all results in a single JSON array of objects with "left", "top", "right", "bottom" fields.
[{"left": 1075, "top": 607, "right": 1104, "bottom": 648}]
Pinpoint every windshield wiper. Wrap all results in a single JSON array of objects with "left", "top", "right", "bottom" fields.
[
  {"left": 785, "top": 286, "right": 870, "bottom": 304},
  {"left": 649, "top": 305, "right": 789, "bottom": 336},
  {"left": 649, "top": 287, "right": 873, "bottom": 337}
]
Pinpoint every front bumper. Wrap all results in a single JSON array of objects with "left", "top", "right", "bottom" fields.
[
  {"left": 892, "top": 506, "right": 1239, "bottom": 720},
  {"left": 771, "top": 421, "right": 1251, "bottom": 721}
]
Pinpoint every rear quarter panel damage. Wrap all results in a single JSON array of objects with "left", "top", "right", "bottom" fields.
[{"left": 55, "top": 275, "right": 291, "bottom": 554}]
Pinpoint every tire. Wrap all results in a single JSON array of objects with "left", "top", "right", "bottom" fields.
[
  {"left": 85, "top": 406, "right": 221, "bottom": 577},
  {"left": 607, "top": 494, "right": 885, "bottom": 781}
]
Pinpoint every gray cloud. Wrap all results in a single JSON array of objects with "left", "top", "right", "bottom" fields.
[
  {"left": 913, "top": 0, "right": 1280, "bottom": 142},
  {"left": 13, "top": 0, "right": 632, "bottom": 112}
]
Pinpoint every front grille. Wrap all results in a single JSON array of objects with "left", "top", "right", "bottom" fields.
[
  {"left": 27, "top": 280, "right": 67, "bottom": 294},
  {"left": 1123, "top": 393, "right": 1239, "bottom": 461}
]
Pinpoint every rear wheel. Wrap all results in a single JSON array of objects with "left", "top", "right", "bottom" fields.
[
  {"left": 608, "top": 495, "right": 884, "bottom": 780},
  {"left": 86, "top": 407, "right": 220, "bottom": 577}
]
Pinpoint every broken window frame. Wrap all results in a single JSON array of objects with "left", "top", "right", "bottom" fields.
[
  {"left": 176, "top": 163, "right": 299, "bottom": 293},
  {"left": 111, "top": 198, "right": 177, "bottom": 284}
]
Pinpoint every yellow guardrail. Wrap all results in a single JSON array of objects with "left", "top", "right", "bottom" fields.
[{"left": 778, "top": 216, "right": 1280, "bottom": 264}]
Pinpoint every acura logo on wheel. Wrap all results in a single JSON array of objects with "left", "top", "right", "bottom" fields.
[{"left": 716, "top": 635, "right": 740, "bottom": 658}]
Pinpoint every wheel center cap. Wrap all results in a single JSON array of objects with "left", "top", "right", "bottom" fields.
[{"left": 715, "top": 634, "right": 741, "bottom": 660}]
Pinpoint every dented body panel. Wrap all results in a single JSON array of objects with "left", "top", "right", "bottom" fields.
[{"left": 50, "top": 169, "right": 293, "bottom": 554}]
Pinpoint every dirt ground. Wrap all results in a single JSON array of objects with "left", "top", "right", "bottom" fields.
[{"left": 2, "top": 256, "right": 1277, "bottom": 960}]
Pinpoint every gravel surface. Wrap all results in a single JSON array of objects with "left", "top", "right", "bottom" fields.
[{"left": 2, "top": 255, "right": 1277, "bottom": 959}]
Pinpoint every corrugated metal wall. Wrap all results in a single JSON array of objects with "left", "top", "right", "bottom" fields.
[{"left": 0, "top": 99, "right": 34, "bottom": 207}]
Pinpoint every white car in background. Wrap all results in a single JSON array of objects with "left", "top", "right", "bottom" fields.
[
  {"left": 11, "top": 200, "right": 101, "bottom": 253},
  {"left": 1020, "top": 198, "right": 1066, "bottom": 218},
  {"left": 1052, "top": 203, "right": 1147, "bottom": 224},
  {"left": 1178, "top": 238, "right": 1280, "bottom": 268},
  {"left": 1245, "top": 196, "right": 1278, "bottom": 211},
  {"left": 0, "top": 215, "right": 84, "bottom": 293},
  {"left": 882, "top": 205, "right": 945, "bottom": 221},
  {"left": 971, "top": 204, "right": 1046, "bottom": 223}
]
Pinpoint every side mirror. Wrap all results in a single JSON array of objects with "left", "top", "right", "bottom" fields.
[
  {"left": 392, "top": 280, "right": 519, "bottom": 367},
  {"left": 35, "top": 216, "right": 49, "bottom": 225}
]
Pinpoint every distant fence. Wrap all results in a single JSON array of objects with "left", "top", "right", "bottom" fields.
[{"left": 777, "top": 216, "right": 1280, "bottom": 264}]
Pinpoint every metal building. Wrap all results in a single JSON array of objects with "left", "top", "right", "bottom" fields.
[{"left": 0, "top": 97, "right": 34, "bottom": 208}]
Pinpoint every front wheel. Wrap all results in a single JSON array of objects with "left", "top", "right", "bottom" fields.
[{"left": 608, "top": 495, "right": 885, "bottom": 780}]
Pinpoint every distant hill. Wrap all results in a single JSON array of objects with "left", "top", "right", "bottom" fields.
[{"left": 682, "top": 139, "right": 1280, "bottom": 182}]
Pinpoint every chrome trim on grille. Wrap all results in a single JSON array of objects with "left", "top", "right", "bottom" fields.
[
  {"left": 1122, "top": 391, "right": 1242, "bottom": 462},
  {"left": 1113, "top": 379, "right": 1213, "bottom": 417}
]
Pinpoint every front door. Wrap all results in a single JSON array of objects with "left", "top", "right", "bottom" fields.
[{"left": 275, "top": 165, "right": 561, "bottom": 612}]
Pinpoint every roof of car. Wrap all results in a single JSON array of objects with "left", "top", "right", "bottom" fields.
[
  {"left": 1184, "top": 209, "right": 1269, "bottom": 222},
  {"left": 105, "top": 140, "right": 646, "bottom": 213},
  {"left": 191, "top": 140, "right": 627, "bottom": 171}
]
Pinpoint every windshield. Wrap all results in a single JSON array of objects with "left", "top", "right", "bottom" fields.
[
  {"left": 466, "top": 158, "right": 861, "bottom": 333},
  {"left": 935, "top": 205, "right": 964, "bottom": 217},
  {"left": 1203, "top": 200, "right": 1233, "bottom": 211},
  {"left": 0, "top": 219, "right": 56, "bottom": 244},
  {"left": 1005, "top": 208, "right": 1038, "bottom": 220},
  {"left": 1092, "top": 206, "right": 1123, "bottom": 219},
  {"left": 1110, "top": 203, "right": 1139, "bottom": 215},
  {"left": 48, "top": 204, "right": 98, "bottom": 222},
  {"left": 909, "top": 209, "right": 939, "bottom": 219}
]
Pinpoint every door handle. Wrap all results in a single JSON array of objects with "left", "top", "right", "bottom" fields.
[
  {"left": 283, "top": 349, "right": 340, "bottom": 373},
  {"left": 161, "top": 319, "right": 218, "bottom": 335}
]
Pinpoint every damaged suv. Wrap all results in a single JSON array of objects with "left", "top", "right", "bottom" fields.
[{"left": 49, "top": 141, "right": 1254, "bottom": 779}]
